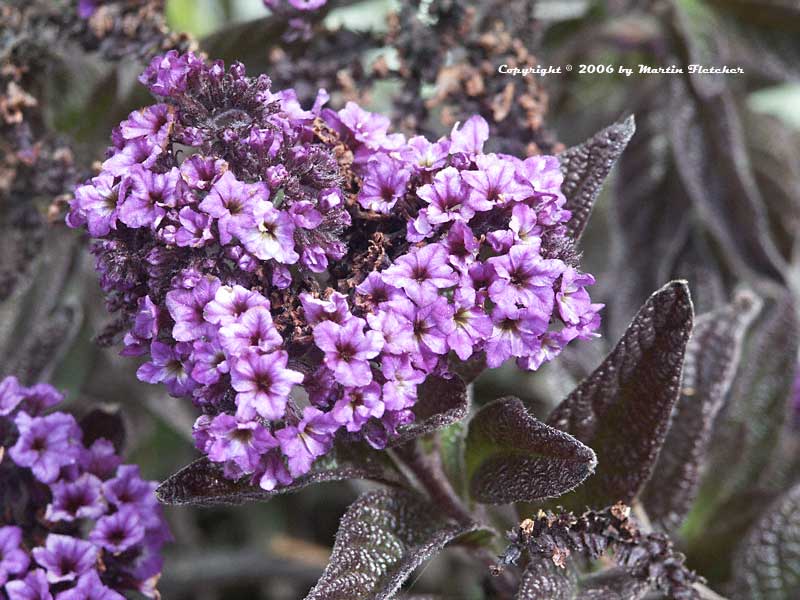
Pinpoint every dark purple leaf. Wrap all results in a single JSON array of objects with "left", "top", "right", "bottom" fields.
[
  {"left": 733, "top": 482, "right": 800, "bottom": 599},
  {"left": 389, "top": 375, "right": 469, "bottom": 447},
  {"left": 465, "top": 397, "right": 596, "bottom": 504},
  {"left": 559, "top": 116, "right": 636, "bottom": 242},
  {"left": 304, "top": 489, "right": 480, "bottom": 600},
  {"left": 515, "top": 559, "right": 576, "bottom": 600},
  {"left": 79, "top": 406, "right": 126, "bottom": 453},
  {"left": 547, "top": 281, "right": 694, "bottom": 510},
  {"left": 668, "top": 76, "right": 786, "bottom": 281},
  {"left": 610, "top": 92, "right": 692, "bottom": 337},
  {"left": 156, "top": 444, "right": 405, "bottom": 507},
  {"left": 642, "top": 290, "right": 762, "bottom": 532},
  {"left": 701, "top": 292, "right": 799, "bottom": 508}
]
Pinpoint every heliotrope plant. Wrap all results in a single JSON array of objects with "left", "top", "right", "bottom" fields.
[
  {"left": 67, "top": 51, "right": 601, "bottom": 492},
  {"left": 0, "top": 376, "right": 170, "bottom": 599}
]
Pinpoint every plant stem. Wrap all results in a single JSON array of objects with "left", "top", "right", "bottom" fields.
[{"left": 395, "top": 438, "right": 473, "bottom": 525}]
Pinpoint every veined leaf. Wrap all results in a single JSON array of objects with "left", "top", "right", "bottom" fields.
[
  {"left": 465, "top": 397, "right": 596, "bottom": 505},
  {"left": 547, "top": 281, "right": 693, "bottom": 510},
  {"left": 156, "top": 444, "right": 404, "bottom": 507},
  {"left": 642, "top": 290, "right": 762, "bottom": 532},
  {"left": 733, "top": 483, "right": 800, "bottom": 600},
  {"left": 559, "top": 116, "right": 636, "bottom": 242},
  {"left": 305, "top": 489, "right": 480, "bottom": 600},
  {"left": 516, "top": 559, "right": 576, "bottom": 600}
]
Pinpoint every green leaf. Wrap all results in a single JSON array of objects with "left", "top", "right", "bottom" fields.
[
  {"left": 733, "top": 483, "right": 800, "bottom": 600},
  {"left": 389, "top": 375, "right": 469, "bottom": 447},
  {"left": 642, "top": 290, "right": 762, "bottom": 532},
  {"left": 305, "top": 489, "right": 480, "bottom": 600},
  {"left": 155, "top": 444, "right": 405, "bottom": 507},
  {"left": 558, "top": 116, "right": 636, "bottom": 242},
  {"left": 465, "top": 397, "right": 596, "bottom": 505},
  {"left": 547, "top": 281, "right": 694, "bottom": 510}
]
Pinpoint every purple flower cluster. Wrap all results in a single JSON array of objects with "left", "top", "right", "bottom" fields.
[
  {"left": 0, "top": 377, "right": 170, "bottom": 599},
  {"left": 67, "top": 51, "right": 601, "bottom": 490}
]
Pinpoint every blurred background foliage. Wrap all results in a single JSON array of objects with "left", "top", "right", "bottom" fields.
[{"left": 3, "top": 0, "right": 800, "bottom": 598}]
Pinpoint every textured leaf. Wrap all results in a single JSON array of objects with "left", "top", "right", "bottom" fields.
[
  {"left": 305, "top": 489, "right": 479, "bottom": 600},
  {"left": 642, "top": 290, "right": 762, "bottom": 532},
  {"left": 733, "top": 483, "right": 800, "bottom": 600},
  {"left": 703, "top": 292, "right": 799, "bottom": 506},
  {"left": 559, "top": 115, "right": 636, "bottom": 242},
  {"left": 389, "top": 375, "right": 469, "bottom": 447},
  {"left": 516, "top": 559, "right": 576, "bottom": 600},
  {"left": 465, "top": 397, "right": 596, "bottom": 504},
  {"left": 668, "top": 73, "right": 785, "bottom": 281},
  {"left": 547, "top": 281, "right": 694, "bottom": 510},
  {"left": 610, "top": 91, "right": 691, "bottom": 337},
  {"left": 156, "top": 444, "right": 405, "bottom": 507}
]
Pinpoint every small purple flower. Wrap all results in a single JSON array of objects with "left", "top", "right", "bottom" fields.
[
  {"left": 417, "top": 167, "right": 477, "bottom": 225},
  {"left": 18, "top": 384, "right": 64, "bottom": 416},
  {"left": 0, "top": 527, "right": 29, "bottom": 586},
  {"left": 118, "top": 166, "right": 180, "bottom": 229},
  {"left": 358, "top": 155, "right": 410, "bottom": 214},
  {"left": 230, "top": 350, "right": 304, "bottom": 420},
  {"left": 198, "top": 171, "right": 263, "bottom": 244},
  {"left": 55, "top": 571, "right": 125, "bottom": 600},
  {"left": 80, "top": 439, "right": 122, "bottom": 480},
  {"left": 204, "top": 285, "right": 269, "bottom": 325},
  {"left": 165, "top": 276, "right": 219, "bottom": 342},
  {"left": 334, "top": 101, "right": 391, "bottom": 149},
  {"left": 276, "top": 407, "right": 339, "bottom": 478},
  {"left": 331, "top": 382, "right": 384, "bottom": 433},
  {"left": 199, "top": 414, "right": 279, "bottom": 476},
  {"left": 300, "top": 292, "right": 351, "bottom": 326},
  {"left": 89, "top": 508, "right": 146, "bottom": 554},
  {"left": 5, "top": 569, "right": 52, "bottom": 600},
  {"left": 443, "top": 221, "right": 479, "bottom": 272},
  {"left": 313, "top": 318, "right": 383, "bottom": 387},
  {"left": 136, "top": 341, "right": 197, "bottom": 397},
  {"left": 139, "top": 50, "right": 199, "bottom": 97},
  {"left": 365, "top": 309, "right": 414, "bottom": 356},
  {"left": 46, "top": 474, "right": 106, "bottom": 522},
  {"left": 381, "top": 355, "right": 425, "bottom": 411},
  {"left": 382, "top": 244, "right": 458, "bottom": 306},
  {"left": 461, "top": 154, "right": 529, "bottom": 207},
  {"left": 508, "top": 203, "right": 541, "bottom": 247},
  {"left": 32, "top": 535, "right": 98, "bottom": 584},
  {"left": 449, "top": 115, "right": 489, "bottom": 155},
  {"left": 484, "top": 306, "right": 548, "bottom": 368},
  {"left": 0, "top": 375, "right": 24, "bottom": 416},
  {"left": 71, "top": 174, "right": 120, "bottom": 237},
  {"left": 447, "top": 299, "right": 494, "bottom": 360},
  {"left": 488, "top": 245, "right": 564, "bottom": 313},
  {"left": 219, "top": 306, "right": 282, "bottom": 355},
  {"left": 556, "top": 267, "right": 596, "bottom": 325},
  {"left": 401, "top": 135, "right": 450, "bottom": 171},
  {"left": 10, "top": 412, "right": 81, "bottom": 484},
  {"left": 103, "top": 466, "right": 157, "bottom": 514},
  {"left": 179, "top": 155, "right": 227, "bottom": 192},
  {"left": 232, "top": 201, "right": 299, "bottom": 264},
  {"left": 119, "top": 104, "right": 175, "bottom": 150},
  {"left": 175, "top": 207, "right": 214, "bottom": 248},
  {"left": 255, "top": 451, "right": 293, "bottom": 491},
  {"left": 190, "top": 337, "right": 229, "bottom": 385},
  {"left": 402, "top": 297, "right": 454, "bottom": 357}
]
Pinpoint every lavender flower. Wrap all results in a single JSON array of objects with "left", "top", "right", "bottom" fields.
[
  {"left": 67, "top": 51, "right": 600, "bottom": 489},
  {"left": 0, "top": 377, "right": 170, "bottom": 598}
]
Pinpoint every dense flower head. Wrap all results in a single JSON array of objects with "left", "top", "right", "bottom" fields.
[
  {"left": 67, "top": 52, "right": 602, "bottom": 490},
  {"left": 0, "top": 377, "right": 170, "bottom": 599}
]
